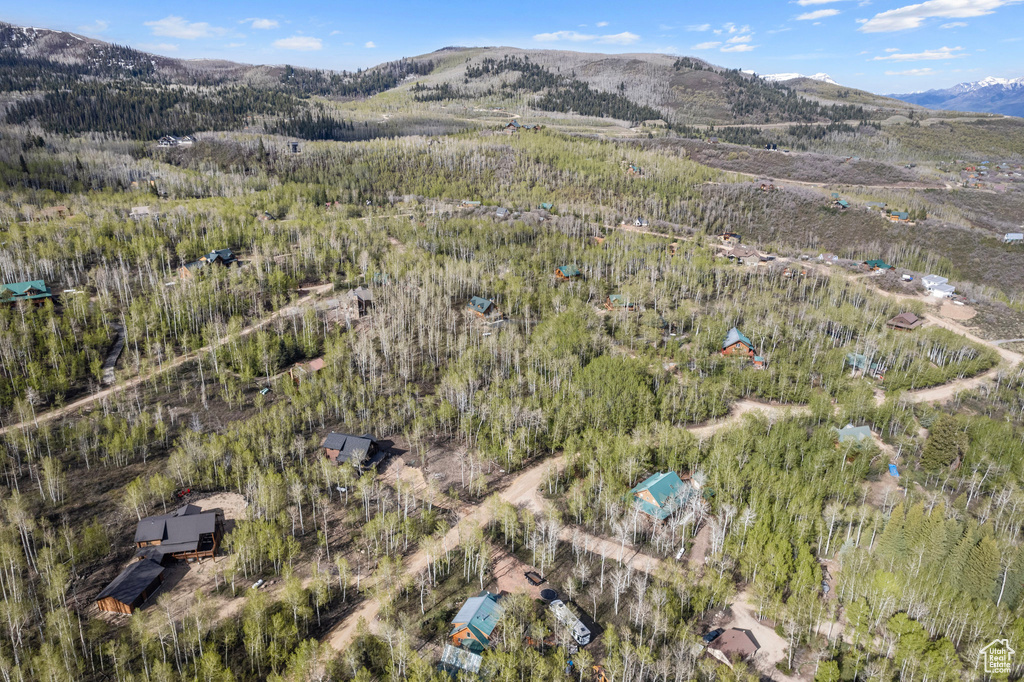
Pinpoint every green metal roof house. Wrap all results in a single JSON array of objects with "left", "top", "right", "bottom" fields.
[
  {"left": 449, "top": 591, "right": 504, "bottom": 653},
  {"left": 836, "top": 424, "right": 873, "bottom": 443},
  {"left": 178, "top": 249, "right": 236, "bottom": 279},
  {"left": 863, "top": 260, "right": 892, "bottom": 271},
  {"left": 1, "top": 280, "right": 52, "bottom": 302},
  {"left": 605, "top": 294, "right": 635, "bottom": 310},
  {"left": 629, "top": 471, "right": 693, "bottom": 521},
  {"left": 556, "top": 265, "right": 581, "bottom": 279},
  {"left": 539, "top": 202, "right": 553, "bottom": 210},
  {"left": 846, "top": 353, "right": 885, "bottom": 379},
  {"left": 722, "top": 327, "right": 752, "bottom": 351},
  {"left": 468, "top": 296, "right": 494, "bottom": 315}
]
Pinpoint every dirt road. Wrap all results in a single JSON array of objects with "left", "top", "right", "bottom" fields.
[
  {"left": 0, "top": 284, "right": 333, "bottom": 437},
  {"left": 726, "top": 590, "right": 802, "bottom": 682},
  {"left": 323, "top": 398, "right": 816, "bottom": 652},
  {"left": 687, "top": 399, "right": 811, "bottom": 439},
  {"left": 835, "top": 271, "right": 1022, "bottom": 405},
  {"left": 324, "top": 453, "right": 568, "bottom": 651}
]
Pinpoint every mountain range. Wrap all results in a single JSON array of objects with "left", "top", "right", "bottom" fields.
[
  {"left": 889, "top": 76, "right": 1024, "bottom": 117},
  {"left": 759, "top": 73, "right": 838, "bottom": 85},
  {"left": 0, "top": 19, "right": 957, "bottom": 130}
]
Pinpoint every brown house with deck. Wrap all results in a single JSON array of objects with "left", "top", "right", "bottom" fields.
[
  {"left": 321, "top": 432, "right": 379, "bottom": 468},
  {"left": 886, "top": 312, "right": 924, "bottom": 331},
  {"left": 133, "top": 504, "right": 223, "bottom": 562}
]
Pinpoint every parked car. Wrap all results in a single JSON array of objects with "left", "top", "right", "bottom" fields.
[{"left": 702, "top": 628, "right": 724, "bottom": 644}]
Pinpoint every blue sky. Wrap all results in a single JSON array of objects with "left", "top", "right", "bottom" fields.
[{"left": 5, "top": 0, "right": 1024, "bottom": 92}]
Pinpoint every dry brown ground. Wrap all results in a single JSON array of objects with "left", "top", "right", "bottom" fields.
[
  {"left": 491, "top": 549, "right": 543, "bottom": 599},
  {"left": 687, "top": 525, "right": 711, "bottom": 570},
  {"left": 722, "top": 590, "right": 802, "bottom": 682},
  {"left": 938, "top": 301, "right": 977, "bottom": 321},
  {"left": 864, "top": 474, "right": 903, "bottom": 510}
]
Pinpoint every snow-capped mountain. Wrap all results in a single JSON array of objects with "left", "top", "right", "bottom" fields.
[
  {"left": 889, "top": 76, "right": 1024, "bottom": 117},
  {"left": 949, "top": 76, "right": 1024, "bottom": 93},
  {"left": 760, "top": 72, "right": 838, "bottom": 85}
]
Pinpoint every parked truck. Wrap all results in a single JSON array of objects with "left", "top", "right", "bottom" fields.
[{"left": 549, "top": 599, "right": 590, "bottom": 646}]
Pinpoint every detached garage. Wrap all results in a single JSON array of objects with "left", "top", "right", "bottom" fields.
[{"left": 95, "top": 559, "right": 165, "bottom": 614}]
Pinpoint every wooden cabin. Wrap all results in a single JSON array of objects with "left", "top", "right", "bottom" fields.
[
  {"left": 555, "top": 265, "right": 581, "bottom": 280},
  {"left": 321, "top": 432, "right": 378, "bottom": 468},
  {"left": 95, "top": 559, "right": 165, "bottom": 615},
  {"left": 132, "top": 505, "right": 222, "bottom": 562}
]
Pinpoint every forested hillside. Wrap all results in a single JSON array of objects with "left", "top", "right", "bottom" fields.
[{"left": 1, "top": 20, "right": 1024, "bottom": 682}]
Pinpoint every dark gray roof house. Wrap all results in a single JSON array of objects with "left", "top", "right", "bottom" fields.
[
  {"left": 322, "top": 433, "right": 378, "bottom": 467},
  {"left": 495, "top": 207, "right": 510, "bottom": 218},
  {"left": 347, "top": 286, "right": 374, "bottom": 316},
  {"left": 468, "top": 296, "right": 494, "bottom": 316},
  {"left": 133, "top": 505, "right": 221, "bottom": 561},
  {"left": 178, "top": 249, "right": 237, "bottom": 279},
  {"left": 96, "top": 558, "right": 165, "bottom": 614}
]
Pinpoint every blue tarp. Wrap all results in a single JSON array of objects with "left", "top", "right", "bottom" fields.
[{"left": 888, "top": 464, "right": 899, "bottom": 478}]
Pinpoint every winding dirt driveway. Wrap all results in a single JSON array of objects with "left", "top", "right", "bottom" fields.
[
  {"left": 324, "top": 452, "right": 569, "bottom": 651},
  {"left": 323, "top": 397, "right": 812, "bottom": 652},
  {"left": 0, "top": 284, "right": 334, "bottom": 437}
]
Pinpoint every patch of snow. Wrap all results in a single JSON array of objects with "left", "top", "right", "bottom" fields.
[{"left": 762, "top": 72, "right": 838, "bottom": 85}]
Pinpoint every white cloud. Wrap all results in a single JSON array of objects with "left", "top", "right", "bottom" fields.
[
  {"left": 691, "top": 41, "right": 722, "bottom": 49},
  {"left": 885, "top": 67, "right": 936, "bottom": 75},
  {"left": 273, "top": 35, "right": 323, "bottom": 51},
  {"left": 721, "top": 43, "right": 756, "bottom": 52},
  {"left": 797, "top": 9, "right": 841, "bottom": 19},
  {"left": 726, "top": 34, "right": 753, "bottom": 43},
  {"left": 686, "top": 23, "right": 711, "bottom": 31},
  {"left": 365, "top": 41, "right": 376, "bottom": 48},
  {"left": 767, "top": 27, "right": 793, "bottom": 33},
  {"left": 884, "top": 47, "right": 900, "bottom": 51},
  {"left": 796, "top": 0, "right": 845, "bottom": 4},
  {"left": 859, "top": 0, "right": 1021, "bottom": 33},
  {"left": 330, "top": 30, "right": 342, "bottom": 35},
  {"left": 714, "top": 22, "right": 750, "bottom": 34},
  {"left": 144, "top": 16, "right": 227, "bottom": 40},
  {"left": 873, "top": 45, "right": 966, "bottom": 60},
  {"left": 78, "top": 20, "right": 109, "bottom": 34},
  {"left": 241, "top": 18, "right": 279, "bottom": 30},
  {"left": 596, "top": 21, "right": 609, "bottom": 27},
  {"left": 599, "top": 31, "right": 640, "bottom": 44},
  {"left": 226, "top": 43, "right": 245, "bottom": 48},
  {"left": 940, "top": 21, "right": 968, "bottom": 27},
  {"left": 533, "top": 30, "right": 640, "bottom": 44},
  {"left": 535, "top": 30, "right": 596, "bottom": 41}
]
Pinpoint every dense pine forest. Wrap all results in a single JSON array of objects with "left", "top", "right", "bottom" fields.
[{"left": 1, "top": 23, "right": 1024, "bottom": 682}]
